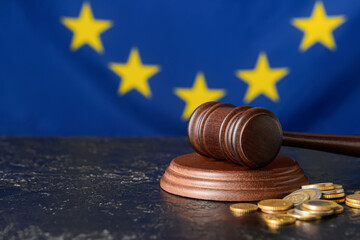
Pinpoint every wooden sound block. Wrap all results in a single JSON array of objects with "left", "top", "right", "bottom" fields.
[{"left": 160, "top": 153, "right": 309, "bottom": 201}]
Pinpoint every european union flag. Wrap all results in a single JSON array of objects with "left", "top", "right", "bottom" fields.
[{"left": 1, "top": 0, "right": 359, "bottom": 136}]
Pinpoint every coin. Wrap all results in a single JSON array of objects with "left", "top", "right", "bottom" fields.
[
  {"left": 263, "top": 214, "right": 296, "bottom": 225},
  {"left": 302, "top": 183, "right": 334, "bottom": 191},
  {"left": 346, "top": 194, "right": 360, "bottom": 204},
  {"left": 345, "top": 201, "right": 360, "bottom": 209},
  {"left": 261, "top": 209, "right": 288, "bottom": 214},
  {"left": 333, "top": 184, "right": 343, "bottom": 189},
  {"left": 297, "top": 205, "right": 335, "bottom": 217},
  {"left": 322, "top": 192, "right": 345, "bottom": 199},
  {"left": 354, "top": 191, "right": 360, "bottom": 195},
  {"left": 292, "top": 188, "right": 322, "bottom": 200},
  {"left": 302, "top": 199, "right": 337, "bottom": 211},
  {"left": 283, "top": 192, "right": 310, "bottom": 206},
  {"left": 230, "top": 203, "right": 258, "bottom": 214},
  {"left": 322, "top": 188, "right": 344, "bottom": 195},
  {"left": 328, "top": 198, "right": 346, "bottom": 204},
  {"left": 287, "top": 209, "right": 321, "bottom": 221},
  {"left": 258, "top": 199, "right": 294, "bottom": 211},
  {"left": 333, "top": 204, "right": 344, "bottom": 214}
]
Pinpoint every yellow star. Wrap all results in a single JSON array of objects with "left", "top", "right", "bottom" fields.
[
  {"left": 236, "top": 53, "right": 289, "bottom": 103},
  {"left": 174, "top": 72, "right": 226, "bottom": 120},
  {"left": 109, "top": 48, "right": 160, "bottom": 98},
  {"left": 61, "top": 2, "right": 113, "bottom": 53},
  {"left": 292, "top": 2, "right": 346, "bottom": 51}
]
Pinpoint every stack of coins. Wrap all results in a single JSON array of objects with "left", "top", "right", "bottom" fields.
[
  {"left": 228, "top": 182, "right": 359, "bottom": 226},
  {"left": 291, "top": 199, "right": 343, "bottom": 220},
  {"left": 345, "top": 193, "right": 360, "bottom": 208},
  {"left": 301, "top": 182, "right": 346, "bottom": 203}
]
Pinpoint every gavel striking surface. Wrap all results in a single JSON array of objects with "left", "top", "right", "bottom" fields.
[{"left": 160, "top": 153, "right": 308, "bottom": 201}]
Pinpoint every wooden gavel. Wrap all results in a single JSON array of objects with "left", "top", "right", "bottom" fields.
[{"left": 188, "top": 102, "right": 360, "bottom": 169}]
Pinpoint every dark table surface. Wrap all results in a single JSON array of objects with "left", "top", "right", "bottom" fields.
[{"left": 0, "top": 137, "right": 359, "bottom": 240}]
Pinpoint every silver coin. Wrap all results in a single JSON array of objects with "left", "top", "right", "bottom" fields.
[
  {"left": 322, "top": 188, "right": 344, "bottom": 194},
  {"left": 295, "top": 205, "right": 334, "bottom": 217},
  {"left": 292, "top": 188, "right": 322, "bottom": 200}
]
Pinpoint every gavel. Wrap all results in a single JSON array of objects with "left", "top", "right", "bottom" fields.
[{"left": 188, "top": 102, "right": 360, "bottom": 169}]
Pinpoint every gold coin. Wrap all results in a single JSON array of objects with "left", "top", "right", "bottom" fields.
[
  {"left": 333, "top": 184, "right": 343, "bottom": 189},
  {"left": 345, "top": 201, "right": 360, "bottom": 209},
  {"left": 230, "top": 203, "right": 258, "bottom": 214},
  {"left": 258, "top": 199, "right": 294, "bottom": 211},
  {"left": 302, "top": 182, "right": 333, "bottom": 187},
  {"left": 287, "top": 209, "right": 321, "bottom": 221},
  {"left": 301, "top": 183, "right": 334, "bottom": 191},
  {"left": 302, "top": 190, "right": 320, "bottom": 199},
  {"left": 302, "top": 199, "right": 337, "bottom": 211},
  {"left": 346, "top": 194, "right": 360, "bottom": 204},
  {"left": 283, "top": 192, "right": 310, "bottom": 206},
  {"left": 328, "top": 198, "right": 346, "bottom": 204},
  {"left": 333, "top": 204, "right": 344, "bottom": 214},
  {"left": 261, "top": 209, "right": 288, "bottom": 214},
  {"left": 293, "top": 188, "right": 322, "bottom": 200},
  {"left": 322, "top": 192, "right": 345, "bottom": 199},
  {"left": 354, "top": 190, "right": 360, "bottom": 195},
  {"left": 264, "top": 214, "right": 296, "bottom": 225}
]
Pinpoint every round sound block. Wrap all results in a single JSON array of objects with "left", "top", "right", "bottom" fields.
[{"left": 160, "top": 153, "right": 309, "bottom": 201}]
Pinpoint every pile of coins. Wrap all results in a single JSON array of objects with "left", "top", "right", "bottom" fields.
[
  {"left": 229, "top": 182, "right": 360, "bottom": 226},
  {"left": 346, "top": 191, "right": 360, "bottom": 208},
  {"left": 302, "top": 183, "right": 345, "bottom": 203}
]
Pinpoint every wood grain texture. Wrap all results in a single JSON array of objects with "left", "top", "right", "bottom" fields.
[
  {"left": 283, "top": 132, "right": 360, "bottom": 156},
  {"left": 160, "top": 153, "right": 309, "bottom": 201}
]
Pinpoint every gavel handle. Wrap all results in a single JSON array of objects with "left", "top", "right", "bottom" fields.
[{"left": 282, "top": 132, "right": 360, "bottom": 156}]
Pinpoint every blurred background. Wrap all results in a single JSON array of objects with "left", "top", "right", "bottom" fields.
[{"left": 1, "top": 0, "right": 360, "bottom": 136}]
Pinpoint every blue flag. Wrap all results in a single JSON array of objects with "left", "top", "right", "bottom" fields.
[{"left": 0, "top": 0, "right": 359, "bottom": 136}]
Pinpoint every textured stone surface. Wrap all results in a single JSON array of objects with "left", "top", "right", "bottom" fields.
[{"left": 0, "top": 137, "right": 359, "bottom": 239}]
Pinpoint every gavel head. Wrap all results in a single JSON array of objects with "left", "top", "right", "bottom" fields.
[{"left": 187, "top": 102, "right": 283, "bottom": 169}]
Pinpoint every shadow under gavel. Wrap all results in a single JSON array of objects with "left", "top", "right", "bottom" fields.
[{"left": 188, "top": 102, "right": 360, "bottom": 169}]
